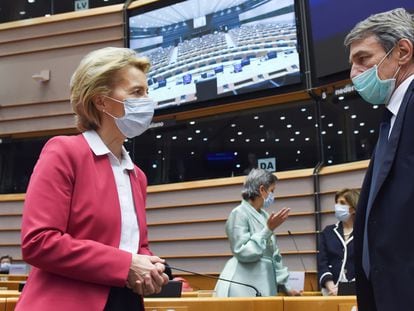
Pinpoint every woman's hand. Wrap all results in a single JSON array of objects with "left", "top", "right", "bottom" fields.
[
  {"left": 286, "top": 288, "right": 302, "bottom": 296},
  {"left": 325, "top": 280, "right": 338, "bottom": 296},
  {"left": 127, "top": 254, "right": 169, "bottom": 296},
  {"left": 267, "top": 207, "right": 290, "bottom": 231}
]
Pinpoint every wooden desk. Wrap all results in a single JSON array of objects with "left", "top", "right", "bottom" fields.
[
  {"left": 144, "top": 296, "right": 357, "bottom": 311},
  {"left": 0, "top": 290, "right": 20, "bottom": 298},
  {"left": 284, "top": 296, "right": 357, "bottom": 311},
  {"left": 181, "top": 291, "right": 198, "bottom": 297},
  {"left": 0, "top": 281, "right": 23, "bottom": 291},
  {"left": 0, "top": 275, "right": 27, "bottom": 282},
  {"left": 5, "top": 297, "right": 19, "bottom": 311},
  {"left": 145, "top": 297, "right": 284, "bottom": 311}
]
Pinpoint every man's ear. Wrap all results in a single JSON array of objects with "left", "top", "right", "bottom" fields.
[{"left": 397, "top": 38, "right": 413, "bottom": 66}]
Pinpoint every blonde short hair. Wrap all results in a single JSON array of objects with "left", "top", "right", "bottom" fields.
[{"left": 70, "top": 47, "right": 151, "bottom": 131}]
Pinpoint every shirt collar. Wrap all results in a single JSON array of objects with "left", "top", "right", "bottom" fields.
[
  {"left": 387, "top": 74, "right": 414, "bottom": 117},
  {"left": 82, "top": 130, "right": 134, "bottom": 171}
]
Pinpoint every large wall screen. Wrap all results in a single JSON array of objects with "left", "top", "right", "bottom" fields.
[{"left": 128, "top": 0, "right": 302, "bottom": 112}]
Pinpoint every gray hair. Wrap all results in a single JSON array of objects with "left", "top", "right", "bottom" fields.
[
  {"left": 344, "top": 8, "right": 414, "bottom": 54},
  {"left": 241, "top": 168, "right": 278, "bottom": 200}
]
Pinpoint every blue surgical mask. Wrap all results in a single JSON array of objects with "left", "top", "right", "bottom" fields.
[
  {"left": 104, "top": 96, "right": 155, "bottom": 138},
  {"left": 335, "top": 203, "right": 350, "bottom": 222},
  {"left": 352, "top": 47, "right": 400, "bottom": 105},
  {"left": 263, "top": 192, "right": 274, "bottom": 209},
  {"left": 0, "top": 262, "right": 10, "bottom": 272}
]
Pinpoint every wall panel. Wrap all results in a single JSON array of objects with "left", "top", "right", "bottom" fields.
[{"left": 0, "top": 6, "right": 124, "bottom": 137}]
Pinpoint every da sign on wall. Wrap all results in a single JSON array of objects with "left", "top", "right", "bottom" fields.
[{"left": 258, "top": 157, "right": 276, "bottom": 172}]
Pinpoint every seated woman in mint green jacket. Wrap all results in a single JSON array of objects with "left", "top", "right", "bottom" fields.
[{"left": 215, "top": 168, "right": 299, "bottom": 297}]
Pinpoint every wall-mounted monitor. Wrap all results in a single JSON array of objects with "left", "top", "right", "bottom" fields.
[
  {"left": 128, "top": 0, "right": 303, "bottom": 113},
  {"left": 308, "top": 0, "right": 414, "bottom": 84}
]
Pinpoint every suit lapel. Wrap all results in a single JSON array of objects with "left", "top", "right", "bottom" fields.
[{"left": 369, "top": 81, "right": 414, "bottom": 207}]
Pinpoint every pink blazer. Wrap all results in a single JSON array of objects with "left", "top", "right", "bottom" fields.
[{"left": 16, "top": 134, "right": 152, "bottom": 311}]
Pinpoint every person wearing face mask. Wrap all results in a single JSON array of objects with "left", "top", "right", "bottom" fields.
[
  {"left": 16, "top": 47, "right": 169, "bottom": 311},
  {"left": 344, "top": 8, "right": 414, "bottom": 311},
  {"left": 0, "top": 255, "right": 12, "bottom": 274},
  {"left": 215, "top": 168, "right": 300, "bottom": 297},
  {"left": 317, "top": 189, "right": 360, "bottom": 296}
]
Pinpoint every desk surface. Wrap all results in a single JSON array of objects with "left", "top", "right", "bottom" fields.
[
  {"left": 145, "top": 297, "right": 284, "bottom": 311},
  {"left": 0, "top": 290, "right": 20, "bottom": 298},
  {"left": 144, "top": 296, "right": 357, "bottom": 311}
]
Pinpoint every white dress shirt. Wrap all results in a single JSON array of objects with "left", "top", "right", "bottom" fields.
[
  {"left": 387, "top": 74, "right": 414, "bottom": 135},
  {"left": 83, "top": 130, "right": 139, "bottom": 253}
]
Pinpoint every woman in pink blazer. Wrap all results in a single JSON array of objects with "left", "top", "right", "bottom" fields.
[{"left": 16, "top": 47, "right": 168, "bottom": 311}]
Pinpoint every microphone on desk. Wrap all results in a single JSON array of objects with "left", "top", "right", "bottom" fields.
[
  {"left": 287, "top": 230, "right": 314, "bottom": 291},
  {"left": 165, "top": 264, "right": 262, "bottom": 297}
]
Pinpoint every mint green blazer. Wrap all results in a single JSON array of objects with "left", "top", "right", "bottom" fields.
[{"left": 215, "top": 200, "right": 290, "bottom": 297}]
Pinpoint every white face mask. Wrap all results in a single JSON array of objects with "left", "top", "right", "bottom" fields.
[
  {"left": 103, "top": 96, "right": 155, "bottom": 138},
  {"left": 0, "top": 262, "right": 10, "bottom": 271},
  {"left": 335, "top": 203, "right": 351, "bottom": 222},
  {"left": 263, "top": 191, "right": 274, "bottom": 209}
]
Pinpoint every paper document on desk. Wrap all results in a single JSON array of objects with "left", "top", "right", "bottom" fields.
[{"left": 287, "top": 271, "right": 305, "bottom": 291}]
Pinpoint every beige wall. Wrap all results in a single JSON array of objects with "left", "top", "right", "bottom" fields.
[{"left": 0, "top": 5, "right": 124, "bottom": 137}]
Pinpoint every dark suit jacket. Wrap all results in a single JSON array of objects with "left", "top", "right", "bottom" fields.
[
  {"left": 318, "top": 222, "right": 355, "bottom": 288},
  {"left": 354, "top": 79, "right": 414, "bottom": 311}
]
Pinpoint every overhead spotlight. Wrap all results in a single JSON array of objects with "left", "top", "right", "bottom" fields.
[{"left": 28, "top": 0, "right": 35, "bottom": 3}]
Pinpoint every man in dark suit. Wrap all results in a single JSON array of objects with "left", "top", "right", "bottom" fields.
[{"left": 344, "top": 8, "right": 414, "bottom": 311}]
